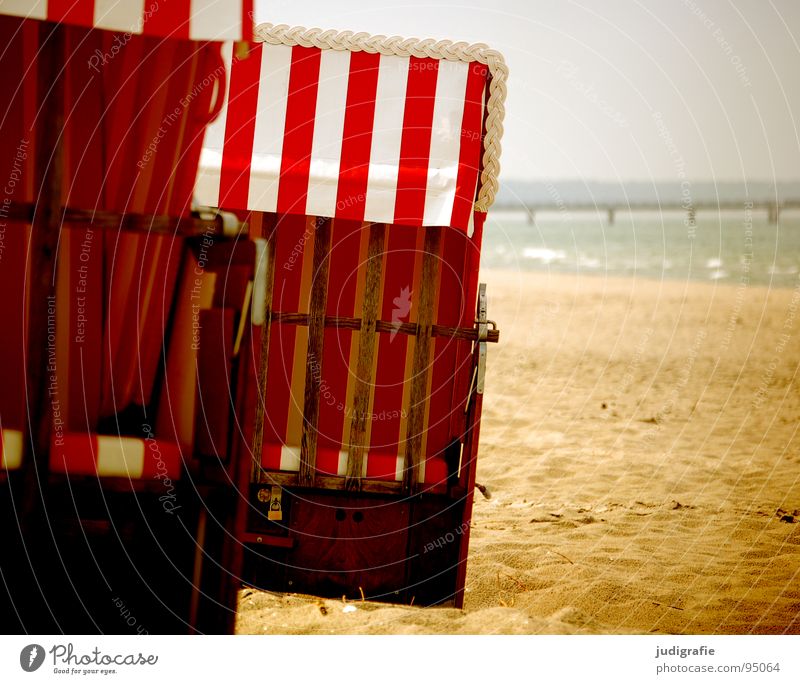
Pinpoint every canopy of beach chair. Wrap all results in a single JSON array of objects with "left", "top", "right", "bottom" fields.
[{"left": 195, "top": 24, "right": 507, "bottom": 235}]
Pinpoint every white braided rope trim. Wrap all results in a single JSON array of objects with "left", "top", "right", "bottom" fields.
[{"left": 253, "top": 22, "right": 507, "bottom": 213}]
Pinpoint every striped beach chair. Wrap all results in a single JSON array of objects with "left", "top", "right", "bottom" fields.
[
  {"left": 195, "top": 24, "right": 506, "bottom": 607},
  {"left": 0, "top": 5, "right": 254, "bottom": 633}
]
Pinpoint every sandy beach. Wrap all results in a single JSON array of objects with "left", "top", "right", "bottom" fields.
[{"left": 237, "top": 269, "right": 800, "bottom": 634}]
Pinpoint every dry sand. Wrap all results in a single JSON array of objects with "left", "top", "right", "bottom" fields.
[{"left": 236, "top": 269, "right": 800, "bottom": 634}]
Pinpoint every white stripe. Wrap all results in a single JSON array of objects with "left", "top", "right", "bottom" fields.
[
  {"left": 0, "top": 0, "right": 46, "bottom": 20},
  {"left": 278, "top": 449, "right": 346, "bottom": 474},
  {"left": 422, "top": 60, "right": 469, "bottom": 226},
  {"left": 248, "top": 44, "right": 292, "bottom": 213},
  {"left": 305, "top": 49, "right": 350, "bottom": 218},
  {"left": 395, "top": 454, "right": 404, "bottom": 481},
  {"left": 93, "top": 0, "right": 144, "bottom": 34},
  {"left": 251, "top": 237, "right": 268, "bottom": 325},
  {"left": 97, "top": 435, "right": 145, "bottom": 478},
  {"left": 362, "top": 54, "right": 409, "bottom": 224},
  {"left": 279, "top": 446, "right": 301, "bottom": 472},
  {"left": 190, "top": 0, "right": 242, "bottom": 41},
  {"left": 466, "top": 81, "right": 487, "bottom": 238},
  {"left": 1, "top": 429, "right": 23, "bottom": 470}
]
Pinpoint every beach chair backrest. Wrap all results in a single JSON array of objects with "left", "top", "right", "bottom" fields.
[{"left": 242, "top": 214, "right": 484, "bottom": 490}]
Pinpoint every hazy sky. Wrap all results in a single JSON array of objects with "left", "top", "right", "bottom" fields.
[{"left": 254, "top": 0, "right": 800, "bottom": 183}]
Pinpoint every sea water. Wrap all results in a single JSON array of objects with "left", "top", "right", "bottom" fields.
[{"left": 483, "top": 210, "right": 800, "bottom": 288}]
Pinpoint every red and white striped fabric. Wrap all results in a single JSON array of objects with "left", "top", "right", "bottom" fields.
[
  {"left": 0, "top": 14, "right": 227, "bottom": 218},
  {"left": 196, "top": 43, "right": 489, "bottom": 234},
  {"left": 50, "top": 433, "right": 183, "bottom": 479},
  {"left": 0, "top": 0, "right": 253, "bottom": 41},
  {"left": 0, "top": 429, "right": 24, "bottom": 471},
  {"left": 243, "top": 214, "right": 485, "bottom": 492}
]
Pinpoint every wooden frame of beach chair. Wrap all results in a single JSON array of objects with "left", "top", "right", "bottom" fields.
[{"left": 190, "top": 23, "right": 507, "bottom": 609}]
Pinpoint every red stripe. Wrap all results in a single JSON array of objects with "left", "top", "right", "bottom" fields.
[
  {"left": 169, "top": 44, "right": 226, "bottom": 216},
  {"left": 23, "top": 22, "right": 38, "bottom": 201},
  {"left": 219, "top": 43, "right": 262, "bottom": 210},
  {"left": 50, "top": 432, "right": 97, "bottom": 475},
  {"left": 365, "top": 451, "right": 397, "bottom": 480},
  {"left": 316, "top": 219, "right": 363, "bottom": 475},
  {"left": 143, "top": 0, "right": 191, "bottom": 40},
  {"left": 261, "top": 214, "right": 307, "bottom": 467},
  {"left": 423, "top": 457, "right": 448, "bottom": 485},
  {"left": 141, "top": 440, "right": 182, "bottom": 479},
  {"left": 316, "top": 447, "right": 340, "bottom": 477},
  {"left": 142, "top": 40, "right": 199, "bottom": 215},
  {"left": 101, "top": 31, "right": 144, "bottom": 211},
  {"left": 133, "top": 234, "right": 182, "bottom": 407},
  {"left": 335, "top": 51, "right": 380, "bottom": 222},
  {"left": 276, "top": 46, "right": 321, "bottom": 215},
  {"left": 447, "top": 214, "right": 485, "bottom": 443},
  {"left": 47, "top": 0, "right": 95, "bottom": 26},
  {"left": 425, "top": 226, "right": 468, "bottom": 477},
  {"left": 100, "top": 231, "right": 145, "bottom": 417},
  {"left": 368, "top": 224, "right": 418, "bottom": 469},
  {"left": 66, "top": 226, "right": 103, "bottom": 430},
  {"left": 393, "top": 57, "right": 439, "bottom": 226},
  {"left": 241, "top": 0, "right": 254, "bottom": 41},
  {"left": 261, "top": 443, "right": 282, "bottom": 471},
  {"left": 465, "top": 213, "right": 485, "bottom": 325},
  {"left": 0, "top": 224, "right": 28, "bottom": 430},
  {"left": 451, "top": 62, "right": 488, "bottom": 231},
  {"left": 137, "top": 38, "right": 182, "bottom": 214},
  {"left": 62, "top": 27, "right": 107, "bottom": 212}
]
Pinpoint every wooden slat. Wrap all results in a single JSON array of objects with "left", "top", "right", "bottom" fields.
[
  {"left": 256, "top": 470, "right": 465, "bottom": 498},
  {"left": 267, "top": 312, "right": 499, "bottom": 343},
  {"left": 403, "top": 226, "right": 442, "bottom": 491},
  {"left": 250, "top": 214, "right": 277, "bottom": 482},
  {"left": 8, "top": 201, "right": 229, "bottom": 236},
  {"left": 345, "top": 223, "right": 386, "bottom": 490},
  {"left": 298, "top": 218, "right": 332, "bottom": 486},
  {"left": 266, "top": 471, "right": 403, "bottom": 496},
  {"left": 432, "top": 323, "right": 499, "bottom": 343}
]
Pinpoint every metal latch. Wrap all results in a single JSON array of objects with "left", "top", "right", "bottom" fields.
[
  {"left": 258, "top": 485, "right": 283, "bottom": 521},
  {"left": 476, "top": 283, "right": 488, "bottom": 394}
]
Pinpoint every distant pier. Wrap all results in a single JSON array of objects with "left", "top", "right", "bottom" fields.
[{"left": 499, "top": 200, "right": 800, "bottom": 225}]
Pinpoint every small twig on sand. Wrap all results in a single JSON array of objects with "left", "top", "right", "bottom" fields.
[
  {"left": 359, "top": 586, "right": 366, "bottom": 602},
  {"left": 548, "top": 549, "right": 574, "bottom": 565},
  {"left": 498, "top": 571, "right": 529, "bottom": 591},
  {"left": 652, "top": 601, "right": 684, "bottom": 611}
]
